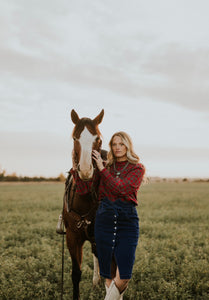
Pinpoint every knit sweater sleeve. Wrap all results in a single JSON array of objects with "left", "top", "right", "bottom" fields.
[{"left": 99, "top": 164, "right": 145, "bottom": 197}]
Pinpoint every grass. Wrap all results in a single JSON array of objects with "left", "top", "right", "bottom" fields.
[{"left": 0, "top": 181, "right": 208, "bottom": 299}]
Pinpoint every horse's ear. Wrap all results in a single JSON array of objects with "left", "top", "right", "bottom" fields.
[
  {"left": 71, "top": 109, "right": 80, "bottom": 124},
  {"left": 93, "top": 109, "right": 104, "bottom": 125}
]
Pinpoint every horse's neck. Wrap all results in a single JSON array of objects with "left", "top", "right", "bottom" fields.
[{"left": 72, "top": 192, "right": 93, "bottom": 214}]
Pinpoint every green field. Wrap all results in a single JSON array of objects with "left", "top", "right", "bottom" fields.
[{"left": 0, "top": 182, "right": 208, "bottom": 300}]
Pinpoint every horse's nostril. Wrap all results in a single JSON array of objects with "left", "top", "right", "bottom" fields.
[{"left": 77, "top": 164, "right": 80, "bottom": 171}]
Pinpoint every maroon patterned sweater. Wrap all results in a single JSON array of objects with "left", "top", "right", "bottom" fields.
[{"left": 70, "top": 161, "right": 145, "bottom": 205}]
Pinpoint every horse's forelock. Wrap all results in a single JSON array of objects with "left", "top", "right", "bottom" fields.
[{"left": 72, "top": 118, "right": 101, "bottom": 139}]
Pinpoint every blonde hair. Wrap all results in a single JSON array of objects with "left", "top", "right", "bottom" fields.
[{"left": 107, "top": 131, "right": 140, "bottom": 165}]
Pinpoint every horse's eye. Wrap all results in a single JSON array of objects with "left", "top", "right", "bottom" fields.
[{"left": 73, "top": 137, "right": 77, "bottom": 141}]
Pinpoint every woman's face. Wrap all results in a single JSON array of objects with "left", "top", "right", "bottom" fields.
[{"left": 112, "top": 135, "right": 127, "bottom": 161}]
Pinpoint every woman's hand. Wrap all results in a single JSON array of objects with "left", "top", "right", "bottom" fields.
[{"left": 92, "top": 150, "right": 105, "bottom": 172}]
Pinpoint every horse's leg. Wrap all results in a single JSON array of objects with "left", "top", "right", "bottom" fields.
[
  {"left": 71, "top": 256, "right": 82, "bottom": 300},
  {"left": 92, "top": 254, "right": 100, "bottom": 286},
  {"left": 66, "top": 231, "right": 84, "bottom": 300}
]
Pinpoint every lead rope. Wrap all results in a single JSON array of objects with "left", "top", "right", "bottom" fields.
[
  {"left": 60, "top": 176, "right": 69, "bottom": 300},
  {"left": 61, "top": 214, "right": 65, "bottom": 300},
  {"left": 60, "top": 183, "right": 66, "bottom": 300},
  {"left": 60, "top": 173, "right": 74, "bottom": 300}
]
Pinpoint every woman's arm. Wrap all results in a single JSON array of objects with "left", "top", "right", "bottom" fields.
[{"left": 99, "top": 164, "right": 145, "bottom": 196}]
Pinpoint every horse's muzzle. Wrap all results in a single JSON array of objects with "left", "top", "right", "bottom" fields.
[{"left": 78, "top": 164, "right": 94, "bottom": 181}]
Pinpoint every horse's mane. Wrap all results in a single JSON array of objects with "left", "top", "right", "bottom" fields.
[{"left": 101, "top": 149, "right": 107, "bottom": 161}]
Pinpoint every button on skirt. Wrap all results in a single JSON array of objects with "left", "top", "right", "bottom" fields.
[{"left": 94, "top": 197, "right": 139, "bottom": 279}]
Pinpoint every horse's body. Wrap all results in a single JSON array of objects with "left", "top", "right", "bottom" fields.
[{"left": 63, "top": 109, "right": 105, "bottom": 300}]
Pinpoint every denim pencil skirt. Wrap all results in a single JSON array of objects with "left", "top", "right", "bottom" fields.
[{"left": 94, "top": 197, "right": 139, "bottom": 279}]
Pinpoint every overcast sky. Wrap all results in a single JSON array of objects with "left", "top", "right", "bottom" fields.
[{"left": 0, "top": 0, "right": 209, "bottom": 178}]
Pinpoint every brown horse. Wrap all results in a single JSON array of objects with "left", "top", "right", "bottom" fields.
[{"left": 63, "top": 109, "right": 106, "bottom": 300}]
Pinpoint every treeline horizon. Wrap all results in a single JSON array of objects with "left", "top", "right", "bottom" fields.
[
  {"left": 0, "top": 170, "right": 66, "bottom": 182},
  {"left": 0, "top": 170, "right": 208, "bottom": 183}
]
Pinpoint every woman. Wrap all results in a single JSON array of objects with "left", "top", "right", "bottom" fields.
[{"left": 70, "top": 131, "right": 145, "bottom": 300}]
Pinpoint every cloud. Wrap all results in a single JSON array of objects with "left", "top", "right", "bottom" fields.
[
  {"left": 141, "top": 45, "right": 209, "bottom": 112},
  {"left": 136, "top": 144, "right": 209, "bottom": 178},
  {"left": 0, "top": 0, "right": 209, "bottom": 178},
  {"left": 1, "top": 131, "right": 208, "bottom": 178},
  {"left": 1, "top": 44, "right": 209, "bottom": 117},
  {"left": 0, "top": 131, "right": 72, "bottom": 177},
  {"left": 1, "top": 0, "right": 209, "bottom": 116}
]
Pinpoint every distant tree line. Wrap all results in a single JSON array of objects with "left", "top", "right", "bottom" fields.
[
  {"left": 0, "top": 170, "right": 66, "bottom": 182},
  {"left": 0, "top": 169, "right": 208, "bottom": 183}
]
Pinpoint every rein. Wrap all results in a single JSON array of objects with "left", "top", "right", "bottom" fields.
[{"left": 61, "top": 217, "right": 65, "bottom": 300}]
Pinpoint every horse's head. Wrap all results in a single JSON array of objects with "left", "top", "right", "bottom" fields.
[{"left": 71, "top": 109, "right": 104, "bottom": 180}]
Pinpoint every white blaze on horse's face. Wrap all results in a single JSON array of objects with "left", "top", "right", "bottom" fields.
[{"left": 78, "top": 127, "right": 96, "bottom": 180}]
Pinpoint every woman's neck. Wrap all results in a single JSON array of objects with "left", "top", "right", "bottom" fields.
[{"left": 116, "top": 156, "right": 127, "bottom": 162}]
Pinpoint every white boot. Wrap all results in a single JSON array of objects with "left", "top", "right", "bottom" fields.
[{"left": 104, "top": 281, "right": 125, "bottom": 300}]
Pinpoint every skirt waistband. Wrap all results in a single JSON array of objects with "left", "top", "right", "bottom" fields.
[
  {"left": 101, "top": 197, "right": 135, "bottom": 206},
  {"left": 100, "top": 197, "right": 136, "bottom": 214}
]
